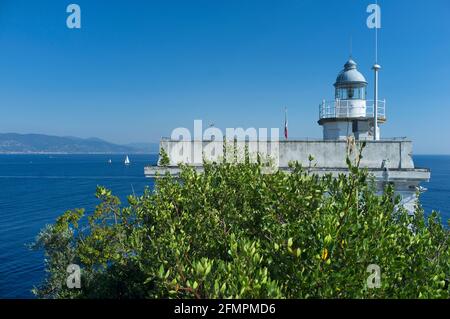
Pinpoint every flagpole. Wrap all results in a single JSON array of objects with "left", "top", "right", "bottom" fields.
[{"left": 284, "top": 107, "right": 288, "bottom": 140}]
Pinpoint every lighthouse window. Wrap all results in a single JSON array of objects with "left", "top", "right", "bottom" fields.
[
  {"left": 357, "top": 87, "right": 366, "bottom": 99},
  {"left": 336, "top": 87, "right": 366, "bottom": 100},
  {"left": 347, "top": 88, "right": 354, "bottom": 98},
  {"left": 336, "top": 88, "right": 348, "bottom": 99}
]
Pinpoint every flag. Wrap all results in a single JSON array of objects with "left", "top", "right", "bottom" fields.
[{"left": 284, "top": 108, "right": 288, "bottom": 140}]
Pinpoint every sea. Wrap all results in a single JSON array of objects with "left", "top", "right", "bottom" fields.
[{"left": 0, "top": 154, "right": 448, "bottom": 298}]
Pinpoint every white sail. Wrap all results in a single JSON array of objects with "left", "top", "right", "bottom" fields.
[{"left": 124, "top": 156, "right": 130, "bottom": 165}]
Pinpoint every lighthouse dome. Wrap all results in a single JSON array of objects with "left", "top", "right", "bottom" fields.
[{"left": 334, "top": 59, "right": 367, "bottom": 87}]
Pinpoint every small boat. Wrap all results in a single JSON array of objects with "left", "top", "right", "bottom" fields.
[
  {"left": 124, "top": 155, "right": 130, "bottom": 165},
  {"left": 417, "top": 186, "right": 428, "bottom": 193},
  {"left": 108, "top": 159, "right": 112, "bottom": 164}
]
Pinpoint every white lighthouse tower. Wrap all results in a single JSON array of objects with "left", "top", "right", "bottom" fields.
[
  {"left": 146, "top": 56, "right": 430, "bottom": 215},
  {"left": 319, "top": 59, "right": 385, "bottom": 140}
]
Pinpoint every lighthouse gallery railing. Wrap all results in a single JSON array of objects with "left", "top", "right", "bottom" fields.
[{"left": 319, "top": 100, "right": 386, "bottom": 120}]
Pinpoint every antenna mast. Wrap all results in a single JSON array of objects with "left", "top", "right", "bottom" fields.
[
  {"left": 350, "top": 36, "right": 353, "bottom": 58},
  {"left": 372, "top": 1, "right": 381, "bottom": 141}
]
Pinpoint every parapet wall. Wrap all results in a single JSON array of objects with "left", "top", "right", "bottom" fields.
[
  {"left": 159, "top": 139, "right": 415, "bottom": 169},
  {"left": 278, "top": 140, "right": 414, "bottom": 169}
]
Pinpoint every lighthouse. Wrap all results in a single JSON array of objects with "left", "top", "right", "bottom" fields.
[
  {"left": 318, "top": 59, "right": 385, "bottom": 141},
  {"left": 145, "top": 57, "right": 430, "bottom": 215}
]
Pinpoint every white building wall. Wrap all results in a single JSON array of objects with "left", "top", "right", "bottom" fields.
[
  {"left": 322, "top": 121, "right": 380, "bottom": 141},
  {"left": 160, "top": 139, "right": 414, "bottom": 169}
]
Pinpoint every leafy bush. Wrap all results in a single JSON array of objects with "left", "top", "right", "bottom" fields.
[
  {"left": 32, "top": 146, "right": 449, "bottom": 299},
  {"left": 158, "top": 148, "right": 170, "bottom": 167}
]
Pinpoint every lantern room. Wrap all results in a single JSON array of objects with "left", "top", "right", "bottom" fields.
[
  {"left": 318, "top": 58, "right": 386, "bottom": 141},
  {"left": 334, "top": 59, "right": 367, "bottom": 100}
]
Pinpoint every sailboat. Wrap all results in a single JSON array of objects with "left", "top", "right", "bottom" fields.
[
  {"left": 108, "top": 159, "right": 112, "bottom": 164},
  {"left": 124, "top": 155, "right": 130, "bottom": 165}
]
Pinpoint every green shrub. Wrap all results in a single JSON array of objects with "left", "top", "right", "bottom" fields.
[
  {"left": 159, "top": 148, "right": 170, "bottom": 167},
  {"left": 32, "top": 146, "right": 449, "bottom": 299}
]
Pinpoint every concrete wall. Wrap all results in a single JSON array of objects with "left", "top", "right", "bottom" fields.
[
  {"left": 159, "top": 139, "right": 415, "bottom": 169},
  {"left": 278, "top": 140, "right": 413, "bottom": 169},
  {"left": 322, "top": 120, "right": 380, "bottom": 140}
]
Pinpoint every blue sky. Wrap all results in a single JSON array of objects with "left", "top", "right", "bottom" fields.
[{"left": 0, "top": 0, "right": 449, "bottom": 153}]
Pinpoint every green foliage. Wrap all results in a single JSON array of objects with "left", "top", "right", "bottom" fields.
[
  {"left": 33, "top": 146, "right": 449, "bottom": 299},
  {"left": 159, "top": 148, "right": 170, "bottom": 167}
]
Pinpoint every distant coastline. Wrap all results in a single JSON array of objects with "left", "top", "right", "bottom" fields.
[
  {"left": 0, "top": 151, "right": 158, "bottom": 155},
  {"left": 0, "top": 133, "right": 159, "bottom": 154}
]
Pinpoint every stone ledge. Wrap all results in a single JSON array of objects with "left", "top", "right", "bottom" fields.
[{"left": 144, "top": 165, "right": 430, "bottom": 183}]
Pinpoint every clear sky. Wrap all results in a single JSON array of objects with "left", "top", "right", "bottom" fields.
[{"left": 0, "top": 0, "right": 449, "bottom": 153}]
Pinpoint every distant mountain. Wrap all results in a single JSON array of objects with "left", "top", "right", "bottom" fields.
[{"left": 0, "top": 133, "right": 157, "bottom": 154}]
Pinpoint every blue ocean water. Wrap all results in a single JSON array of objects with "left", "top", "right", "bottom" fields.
[
  {"left": 0, "top": 154, "right": 157, "bottom": 298},
  {"left": 0, "top": 154, "right": 448, "bottom": 298},
  {"left": 414, "top": 156, "right": 450, "bottom": 222}
]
